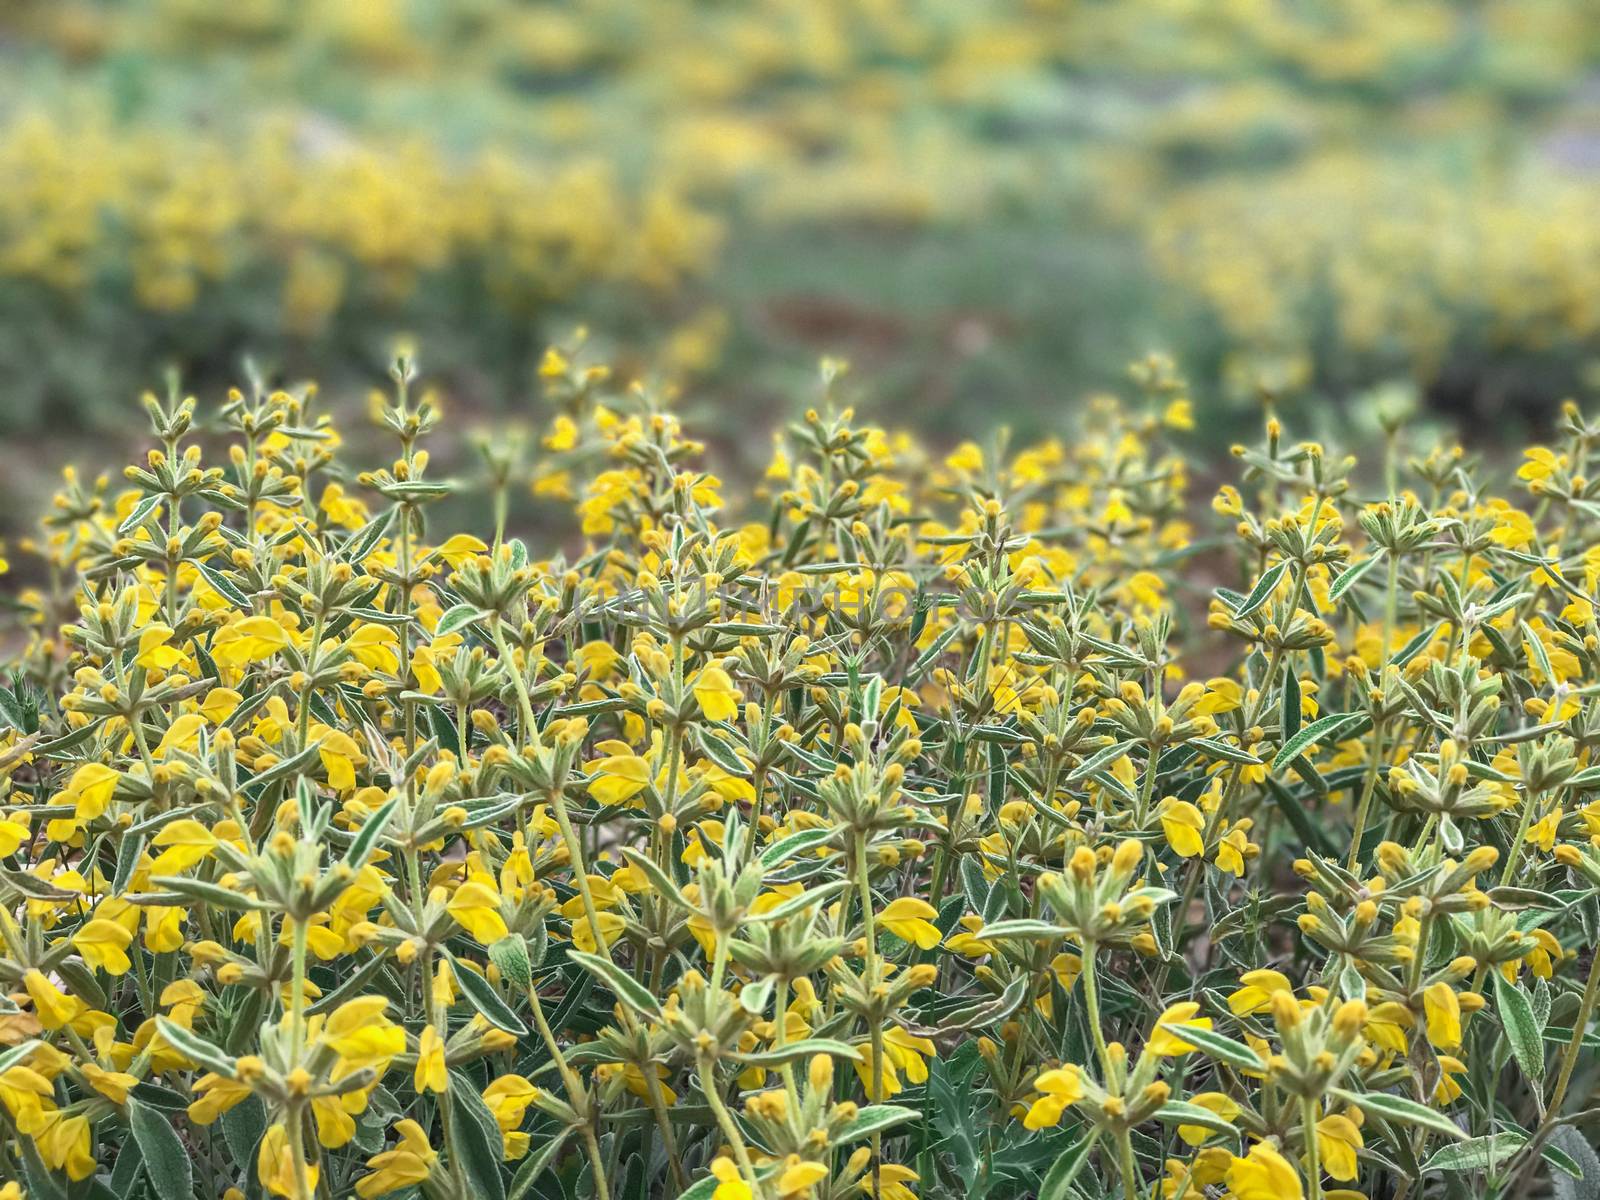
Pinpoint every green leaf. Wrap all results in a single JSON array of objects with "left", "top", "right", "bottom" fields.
[
  {"left": 342, "top": 792, "right": 400, "bottom": 870},
  {"left": 1332, "top": 1087, "right": 1465, "bottom": 1140},
  {"left": 128, "top": 1097, "right": 194, "bottom": 1200},
  {"left": 1038, "top": 1131, "right": 1099, "bottom": 1200},
  {"left": 146, "top": 875, "right": 271, "bottom": 911},
  {"left": 449, "top": 1070, "right": 509, "bottom": 1200},
  {"left": 507, "top": 1128, "right": 572, "bottom": 1200},
  {"left": 1418, "top": 1128, "right": 1579, "bottom": 1178},
  {"left": 567, "top": 949, "right": 662, "bottom": 1018},
  {"left": 833, "top": 1104, "right": 920, "bottom": 1142},
  {"left": 974, "top": 918, "right": 1069, "bottom": 942},
  {"left": 759, "top": 827, "right": 839, "bottom": 868},
  {"left": 1263, "top": 777, "right": 1340, "bottom": 857},
  {"left": 196, "top": 560, "right": 253, "bottom": 608},
  {"left": 1493, "top": 969, "right": 1546, "bottom": 1083},
  {"left": 32, "top": 716, "right": 108, "bottom": 759},
  {"left": 1160, "top": 1023, "right": 1266, "bottom": 1073},
  {"left": 1190, "top": 738, "right": 1264, "bottom": 766},
  {"left": 1156, "top": 1101, "right": 1241, "bottom": 1142},
  {"left": 1328, "top": 554, "right": 1381, "bottom": 603},
  {"left": 220, "top": 1094, "right": 268, "bottom": 1168},
  {"left": 1231, "top": 560, "right": 1291, "bottom": 619},
  {"left": 245, "top": 738, "right": 326, "bottom": 789},
  {"left": 1270, "top": 712, "right": 1366, "bottom": 772},
  {"left": 739, "top": 975, "right": 775, "bottom": 1017},
  {"left": 154, "top": 1017, "right": 238, "bottom": 1076},
  {"left": 113, "top": 832, "right": 147, "bottom": 894},
  {"left": 436, "top": 603, "right": 488, "bottom": 638},
  {"left": 677, "top": 1173, "right": 721, "bottom": 1200},
  {"left": 734, "top": 1037, "right": 862, "bottom": 1067},
  {"left": 449, "top": 954, "right": 529, "bottom": 1036},
  {"left": 1066, "top": 739, "right": 1138, "bottom": 783},
  {"left": 117, "top": 494, "right": 164, "bottom": 535}
]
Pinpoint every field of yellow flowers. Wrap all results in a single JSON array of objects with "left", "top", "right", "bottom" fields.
[{"left": 0, "top": 342, "right": 1597, "bottom": 1200}]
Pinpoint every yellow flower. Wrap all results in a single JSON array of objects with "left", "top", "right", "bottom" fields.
[
  {"left": 877, "top": 897, "right": 942, "bottom": 950},
  {"left": 259, "top": 1123, "right": 318, "bottom": 1198},
  {"left": 1149, "top": 1001, "right": 1212, "bottom": 1056},
  {"left": 414, "top": 1025, "right": 447, "bottom": 1094},
  {"left": 692, "top": 665, "right": 742, "bottom": 722},
  {"left": 1423, "top": 982, "right": 1461, "bottom": 1050},
  {"left": 1316, "top": 1111, "right": 1364, "bottom": 1181},
  {"left": 356, "top": 1119, "right": 437, "bottom": 1198},
  {"left": 189, "top": 1072, "right": 254, "bottom": 1124},
  {"left": 1225, "top": 1142, "right": 1303, "bottom": 1200},
  {"left": 586, "top": 754, "right": 653, "bottom": 805},
  {"left": 312, "top": 1094, "right": 357, "bottom": 1149},
  {"left": 1525, "top": 807, "right": 1562, "bottom": 853},
  {"left": 1022, "top": 1065, "right": 1082, "bottom": 1129},
  {"left": 317, "top": 728, "right": 366, "bottom": 792},
  {"left": 347, "top": 624, "right": 400, "bottom": 674},
  {"left": 65, "top": 762, "right": 119, "bottom": 823},
  {"left": 710, "top": 1155, "right": 752, "bottom": 1200},
  {"left": 1434, "top": 1054, "right": 1468, "bottom": 1104},
  {"left": 1196, "top": 677, "right": 1242, "bottom": 714},
  {"left": 197, "top": 687, "right": 243, "bottom": 723},
  {"left": 447, "top": 881, "right": 509, "bottom": 944},
  {"left": 79, "top": 1062, "right": 138, "bottom": 1104},
  {"left": 73, "top": 918, "right": 135, "bottom": 975},
  {"left": 483, "top": 1074, "right": 539, "bottom": 1157},
  {"left": 571, "top": 910, "right": 625, "bottom": 953},
  {"left": 136, "top": 623, "right": 185, "bottom": 671},
  {"left": 323, "top": 997, "right": 405, "bottom": 1072},
  {"left": 32, "top": 1107, "right": 95, "bottom": 1180},
  {"left": 24, "top": 969, "right": 86, "bottom": 1031},
  {"left": 1159, "top": 798, "right": 1206, "bottom": 858},
  {"left": 154, "top": 713, "right": 207, "bottom": 759},
  {"left": 1517, "top": 446, "right": 1562, "bottom": 482},
  {"left": 1214, "top": 824, "right": 1254, "bottom": 876},
  {"left": 435, "top": 533, "right": 490, "bottom": 567},
  {"left": 149, "top": 818, "right": 220, "bottom": 873},
  {"left": 1227, "top": 969, "right": 1293, "bottom": 1016},
  {"left": 213, "top": 615, "right": 292, "bottom": 667}
]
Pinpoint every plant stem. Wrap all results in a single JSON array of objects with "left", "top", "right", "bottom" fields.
[
  {"left": 853, "top": 829, "right": 886, "bottom": 1200},
  {"left": 1080, "top": 944, "right": 1112, "bottom": 1075},
  {"left": 1302, "top": 1095, "right": 1323, "bottom": 1200},
  {"left": 1550, "top": 947, "right": 1600, "bottom": 1115},
  {"left": 700, "top": 1056, "right": 759, "bottom": 1187}
]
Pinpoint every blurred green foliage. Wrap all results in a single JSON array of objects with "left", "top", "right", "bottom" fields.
[{"left": 0, "top": 0, "right": 1597, "bottom": 446}]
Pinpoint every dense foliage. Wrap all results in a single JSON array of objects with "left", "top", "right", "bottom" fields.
[{"left": 0, "top": 347, "right": 1597, "bottom": 1199}]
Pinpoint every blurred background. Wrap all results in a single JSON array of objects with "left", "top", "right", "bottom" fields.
[{"left": 2, "top": 0, "right": 1599, "bottom": 529}]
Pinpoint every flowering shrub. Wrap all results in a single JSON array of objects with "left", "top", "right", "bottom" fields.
[{"left": 2, "top": 345, "right": 1600, "bottom": 1200}]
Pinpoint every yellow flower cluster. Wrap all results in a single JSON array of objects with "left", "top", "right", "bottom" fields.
[
  {"left": 1146, "top": 152, "right": 1600, "bottom": 386},
  {"left": 0, "top": 342, "right": 1599, "bottom": 1200},
  {"left": 0, "top": 111, "right": 717, "bottom": 329}
]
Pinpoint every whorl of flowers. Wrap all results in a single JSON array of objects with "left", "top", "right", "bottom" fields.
[{"left": 0, "top": 344, "right": 1599, "bottom": 1200}]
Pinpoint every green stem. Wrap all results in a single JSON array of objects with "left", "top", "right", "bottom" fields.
[
  {"left": 700, "top": 1057, "right": 759, "bottom": 1188},
  {"left": 1303, "top": 1095, "right": 1323, "bottom": 1200},
  {"left": 1346, "top": 718, "right": 1387, "bottom": 873},
  {"left": 1501, "top": 787, "right": 1544, "bottom": 887},
  {"left": 1079, "top": 946, "right": 1117, "bottom": 1084},
  {"left": 1550, "top": 947, "right": 1600, "bottom": 1116},
  {"left": 853, "top": 829, "right": 885, "bottom": 1199},
  {"left": 1116, "top": 1126, "right": 1140, "bottom": 1200}
]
